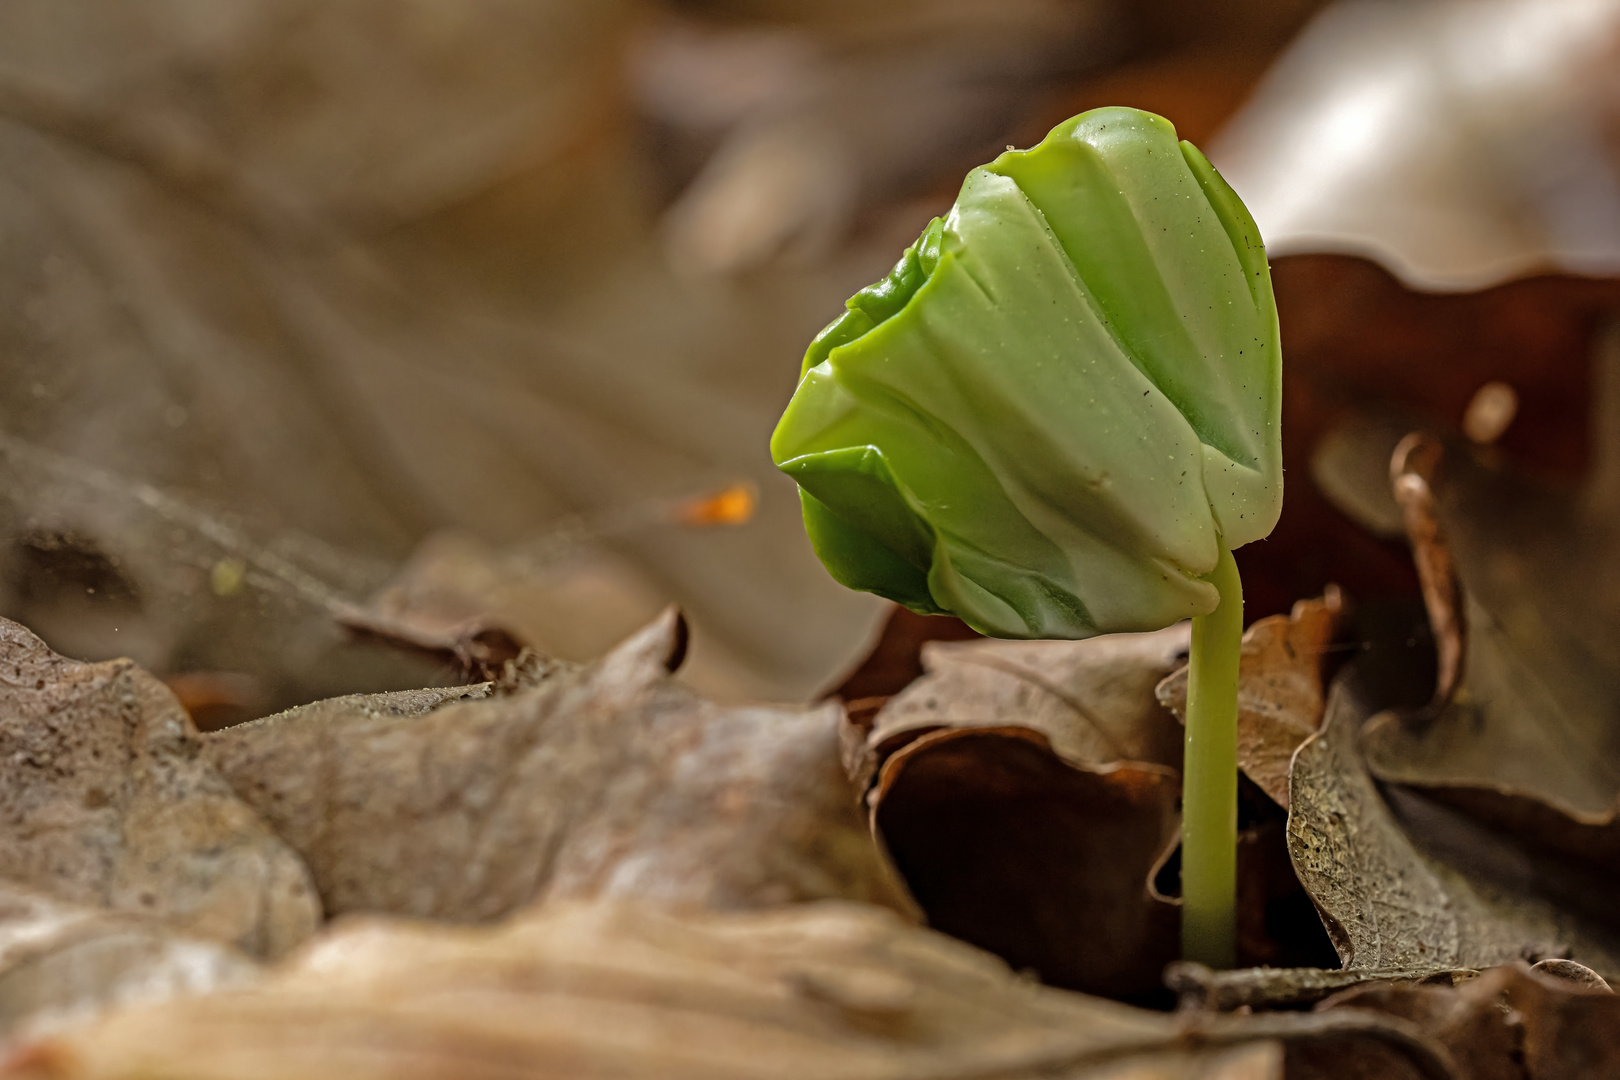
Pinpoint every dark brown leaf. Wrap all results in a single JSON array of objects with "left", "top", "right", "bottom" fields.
[
  {"left": 845, "top": 627, "right": 1194, "bottom": 996},
  {"left": 872, "top": 727, "right": 1180, "bottom": 997}
]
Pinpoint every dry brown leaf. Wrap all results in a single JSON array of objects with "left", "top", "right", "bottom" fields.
[
  {"left": 872, "top": 727, "right": 1180, "bottom": 998},
  {"left": 1318, "top": 962, "right": 1620, "bottom": 1080},
  {"left": 205, "top": 608, "right": 917, "bottom": 922},
  {"left": 1, "top": 900, "right": 1459, "bottom": 1080},
  {"left": 1287, "top": 676, "right": 1620, "bottom": 976},
  {"left": 0, "top": 618, "right": 319, "bottom": 959},
  {"left": 1307, "top": 324, "right": 1620, "bottom": 824},
  {"left": 1157, "top": 593, "right": 1341, "bottom": 808},
  {"left": 0, "top": 880, "right": 257, "bottom": 1044},
  {"left": 1359, "top": 429, "right": 1620, "bottom": 821}
]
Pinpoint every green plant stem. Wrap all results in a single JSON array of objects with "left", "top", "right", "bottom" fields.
[{"left": 1181, "top": 538, "right": 1243, "bottom": 968}]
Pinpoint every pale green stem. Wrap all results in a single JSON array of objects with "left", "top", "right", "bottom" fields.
[{"left": 1181, "top": 538, "right": 1242, "bottom": 968}]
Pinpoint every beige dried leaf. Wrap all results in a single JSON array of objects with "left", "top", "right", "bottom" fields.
[
  {"left": 0, "top": 880, "right": 257, "bottom": 1044},
  {"left": 1158, "top": 593, "right": 1341, "bottom": 808},
  {"left": 2, "top": 901, "right": 1455, "bottom": 1080},
  {"left": 0, "top": 618, "right": 320, "bottom": 959},
  {"left": 206, "top": 608, "right": 917, "bottom": 922}
]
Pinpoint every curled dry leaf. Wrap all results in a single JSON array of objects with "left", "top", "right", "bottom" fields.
[
  {"left": 0, "top": 618, "right": 320, "bottom": 959},
  {"left": 1387, "top": 435, "right": 1463, "bottom": 712},
  {"left": 1157, "top": 592, "right": 1342, "bottom": 808},
  {"left": 1287, "top": 676, "right": 1620, "bottom": 976},
  {"left": 852, "top": 628, "right": 1189, "bottom": 996},
  {"left": 2, "top": 901, "right": 1462, "bottom": 1080},
  {"left": 1318, "top": 962, "right": 1620, "bottom": 1080},
  {"left": 0, "top": 881, "right": 257, "bottom": 1044},
  {"left": 205, "top": 609, "right": 916, "bottom": 922}
]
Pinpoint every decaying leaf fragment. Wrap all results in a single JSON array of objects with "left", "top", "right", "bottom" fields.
[
  {"left": 0, "top": 881, "right": 256, "bottom": 1044},
  {"left": 1157, "top": 592, "right": 1341, "bottom": 807},
  {"left": 205, "top": 609, "right": 916, "bottom": 922},
  {"left": 0, "top": 618, "right": 320, "bottom": 959},
  {"left": 2, "top": 901, "right": 1461, "bottom": 1080},
  {"left": 1287, "top": 676, "right": 1620, "bottom": 976},
  {"left": 1318, "top": 962, "right": 1620, "bottom": 1080}
]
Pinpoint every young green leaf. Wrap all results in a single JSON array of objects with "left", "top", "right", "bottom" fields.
[{"left": 771, "top": 107, "right": 1281, "bottom": 639}]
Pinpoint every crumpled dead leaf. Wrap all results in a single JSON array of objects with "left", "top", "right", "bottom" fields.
[
  {"left": 1317, "top": 961, "right": 1620, "bottom": 1080},
  {"left": 847, "top": 627, "right": 1189, "bottom": 996},
  {"left": 0, "top": 881, "right": 257, "bottom": 1044},
  {"left": 205, "top": 608, "right": 917, "bottom": 923},
  {"left": 1157, "top": 592, "right": 1342, "bottom": 808},
  {"left": 1, "top": 900, "right": 1462, "bottom": 1080},
  {"left": 1286, "top": 675, "right": 1620, "bottom": 977},
  {"left": 0, "top": 617, "right": 320, "bottom": 959}
]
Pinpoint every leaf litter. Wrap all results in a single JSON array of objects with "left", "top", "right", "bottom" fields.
[
  {"left": 2, "top": 901, "right": 1462, "bottom": 1080},
  {"left": 2, "top": 348, "right": 1619, "bottom": 1070},
  {"left": 0, "top": 6, "right": 1616, "bottom": 1073}
]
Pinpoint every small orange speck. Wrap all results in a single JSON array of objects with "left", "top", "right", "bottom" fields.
[{"left": 676, "top": 483, "right": 757, "bottom": 527}]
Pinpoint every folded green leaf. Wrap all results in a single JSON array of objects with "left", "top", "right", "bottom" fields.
[{"left": 772, "top": 107, "right": 1281, "bottom": 638}]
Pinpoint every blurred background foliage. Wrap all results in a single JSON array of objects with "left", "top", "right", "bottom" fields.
[{"left": 0, "top": 0, "right": 1614, "bottom": 720}]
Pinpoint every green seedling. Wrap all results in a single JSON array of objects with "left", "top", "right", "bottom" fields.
[{"left": 771, "top": 107, "right": 1281, "bottom": 968}]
